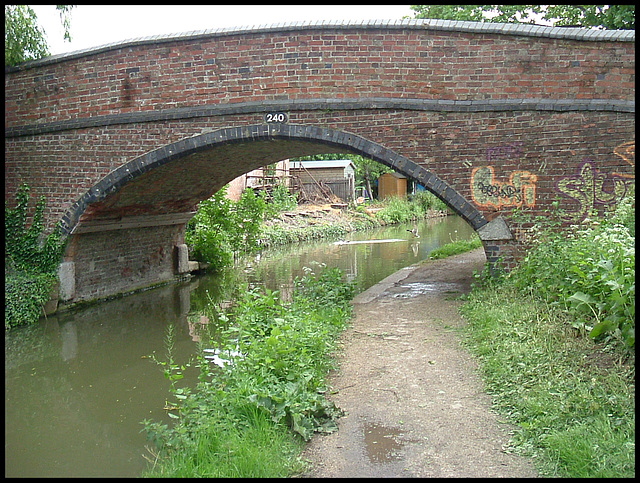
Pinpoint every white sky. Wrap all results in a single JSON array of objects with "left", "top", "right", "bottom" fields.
[{"left": 29, "top": 5, "right": 415, "bottom": 56}]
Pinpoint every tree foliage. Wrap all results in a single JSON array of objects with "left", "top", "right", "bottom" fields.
[
  {"left": 5, "top": 4, "right": 74, "bottom": 66},
  {"left": 409, "top": 5, "right": 634, "bottom": 30}
]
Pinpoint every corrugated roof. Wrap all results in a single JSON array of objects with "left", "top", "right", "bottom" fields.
[{"left": 290, "top": 160, "right": 355, "bottom": 169}]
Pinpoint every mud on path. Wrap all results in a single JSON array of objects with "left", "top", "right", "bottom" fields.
[{"left": 300, "top": 248, "right": 537, "bottom": 478}]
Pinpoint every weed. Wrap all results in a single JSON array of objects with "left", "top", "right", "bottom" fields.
[
  {"left": 459, "top": 189, "right": 635, "bottom": 478},
  {"left": 141, "top": 266, "right": 355, "bottom": 477}
]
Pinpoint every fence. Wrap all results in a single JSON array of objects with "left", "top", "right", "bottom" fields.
[{"left": 294, "top": 178, "right": 354, "bottom": 203}]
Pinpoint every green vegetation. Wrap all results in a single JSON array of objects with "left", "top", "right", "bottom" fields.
[
  {"left": 428, "top": 234, "right": 482, "bottom": 260},
  {"left": 5, "top": 5, "right": 74, "bottom": 66},
  {"left": 142, "top": 266, "right": 355, "bottom": 477},
  {"left": 5, "top": 184, "right": 66, "bottom": 330},
  {"left": 186, "top": 186, "right": 268, "bottom": 271},
  {"left": 459, "top": 191, "right": 635, "bottom": 478},
  {"left": 374, "top": 191, "right": 449, "bottom": 225},
  {"left": 409, "top": 5, "right": 635, "bottom": 30},
  {"left": 189, "top": 186, "right": 449, "bottom": 259}
]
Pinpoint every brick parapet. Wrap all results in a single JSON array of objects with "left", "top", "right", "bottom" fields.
[
  {"left": 5, "top": 19, "right": 635, "bottom": 74},
  {"left": 5, "top": 22, "right": 635, "bottom": 131}
]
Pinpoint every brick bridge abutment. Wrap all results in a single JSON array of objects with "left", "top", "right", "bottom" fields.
[{"left": 5, "top": 19, "right": 635, "bottom": 305}]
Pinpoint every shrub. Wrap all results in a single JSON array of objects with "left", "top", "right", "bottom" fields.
[
  {"left": 510, "top": 191, "right": 635, "bottom": 350},
  {"left": 186, "top": 186, "right": 267, "bottom": 269}
]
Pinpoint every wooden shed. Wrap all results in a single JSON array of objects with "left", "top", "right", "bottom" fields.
[
  {"left": 377, "top": 172, "right": 408, "bottom": 199},
  {"left": 290, "top": 160, "right": 356, "bottom": 202}
]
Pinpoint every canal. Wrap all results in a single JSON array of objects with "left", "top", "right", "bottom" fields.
[{"left": 4, "top": 215, "right": 475, "bottom": 477}]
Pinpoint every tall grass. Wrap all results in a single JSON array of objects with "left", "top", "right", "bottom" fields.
[{"left": 459, "top": 191, "right": 635, "bottom": 477}]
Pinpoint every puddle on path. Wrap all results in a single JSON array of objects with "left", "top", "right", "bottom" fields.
[
  {"left": 390, "top": 282, "right": 461, "bottom": 298},
  {"left": 363, "top": 422, "right": 405, "bottom": 464}
]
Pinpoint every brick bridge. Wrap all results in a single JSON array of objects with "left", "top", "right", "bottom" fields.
[{"left": 5, "top": 19, "right": 635, "bottom": 305}]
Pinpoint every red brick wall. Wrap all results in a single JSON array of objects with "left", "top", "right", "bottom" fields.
[
  {"left": 4, "top": 22, "right": 635, "bottom": 302},
  {"left": 5, "top": 27, "right": 634, "bottom": 125}
]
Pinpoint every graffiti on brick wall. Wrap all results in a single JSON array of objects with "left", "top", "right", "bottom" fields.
[
  {"left": 613, "top": 140, "right": 635, "bottom": 174},
  {"left": 470, "top": 142, "right": 537, "bottom": 209},
  {"left": 555, "top": 141, "right": 635, "bottom": 223},
  {"left": 485, "top": 141, "right": 523, "bottom": 163},
  {"left": 471, "top": 165, "right": 538, "bottom": 209}
]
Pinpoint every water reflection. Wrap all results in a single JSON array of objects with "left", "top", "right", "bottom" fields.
[
  {"left": 4, "top": 282, "right": 200, "bottom": 477},
  {"left": 5, "top": 215, "right": 475, "bottom": 477},
  {"left": 233, "top": 215, "right": 474, "bottom": 297}
]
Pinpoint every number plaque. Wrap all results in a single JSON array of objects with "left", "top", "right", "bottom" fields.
[{"left": 264, "top": 112, "right": 288, "bottom": 123}]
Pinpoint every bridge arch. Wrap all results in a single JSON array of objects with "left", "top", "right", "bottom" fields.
[
  {"left": 57, "top": 123, "right": 500, "bottom": 302},
  {"left": 61, "top": 123, "right": 488, "bottom": 235},
  {"left": 5, "top": 18, "right": 634, "bottom": 304}
]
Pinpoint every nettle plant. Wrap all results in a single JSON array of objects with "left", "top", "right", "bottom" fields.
[
  {"left": 5, "top": 183, "right": 66, "bottom": 329},
  {"left": 512, "top": 191, "right": 635, "bottom": 350}
]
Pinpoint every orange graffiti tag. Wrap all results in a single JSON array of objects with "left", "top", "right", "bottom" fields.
[
  {"left": 613, "top": 141, "right": 635, "bottom": 179},
  {"left": 471, "top": 166, "right": 537, "bottom": 209}
]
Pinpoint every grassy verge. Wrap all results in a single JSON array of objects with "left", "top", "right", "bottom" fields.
[
  {"left": 427, "top": 234, "right": 482, "bottom": 260},
  {"left": 459, "top": 285, "right": 634, "bottom": 477},
  {"left": 141, "top": 267, "right": 355, "bottom": 477},
  {"left": 458, "top": 196, "right": 634, "bottom": 478}
]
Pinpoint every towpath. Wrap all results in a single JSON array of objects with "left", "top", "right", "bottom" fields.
[{"left": 301, "top": 248, "right": 538, "bottom": 478}]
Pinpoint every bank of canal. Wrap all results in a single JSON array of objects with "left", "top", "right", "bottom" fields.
[{"left": 5, "top": 214, "right": 475, "bottom": 477}]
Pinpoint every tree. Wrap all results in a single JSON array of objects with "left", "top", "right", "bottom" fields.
[
  {"left": 5, "top": 5, "right": 74, "bottom": 66},
  {"left": 409, "top": 5, "right": 634, "bottom": 30}
]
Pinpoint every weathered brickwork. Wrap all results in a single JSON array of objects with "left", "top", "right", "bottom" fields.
[
  {"left": 4, "top": 20, "right": 635, "bottom": 303},
  {"left": 65, "top": 224, "right": 184, "bottom": 301}
]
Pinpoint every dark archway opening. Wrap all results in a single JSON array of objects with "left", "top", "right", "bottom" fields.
[{"left": 58, "top": 124, "right": 494, "bottom": 303}]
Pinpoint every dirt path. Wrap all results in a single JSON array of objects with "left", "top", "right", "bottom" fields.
[{"left": 300, "top": 248, "right": 538, "bottom": 478}]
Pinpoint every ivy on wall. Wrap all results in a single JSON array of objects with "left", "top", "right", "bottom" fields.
[{"left": 5, "top": 183, "right": 66, "bottom": 329}]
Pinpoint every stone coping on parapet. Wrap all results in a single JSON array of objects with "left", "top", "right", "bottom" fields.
[{"left": 6, "top": 18, "right": 635, "bottom": 73}]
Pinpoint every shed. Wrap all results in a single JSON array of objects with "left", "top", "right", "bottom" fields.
[
  {"left": 377, "top": 172, "right": 408, "bottom": 199},
  {"left": 290, "top": 160, "right": 356, "bottom": 202}
]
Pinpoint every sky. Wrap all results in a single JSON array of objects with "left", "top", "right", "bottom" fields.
[{"left": 29, "top": 5, "right": 415, "bottom": 57}]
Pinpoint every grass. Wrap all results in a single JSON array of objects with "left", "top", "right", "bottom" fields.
[
  {"left": 459, "top": 286, "right": 634, "bottom": 477},
  {"left": 457, "top": 193, "right": 634, "bottom": 478},
  {"left": 143, "top": 407, "right": 306, "bottom": 477},
  {"left": 427, "top": 234, "right": 482, "bottom": 260}
]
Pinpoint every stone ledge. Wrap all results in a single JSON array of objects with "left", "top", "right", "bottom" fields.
[{"left": 6, "top": 98, "right": 634, "bottom": 138}]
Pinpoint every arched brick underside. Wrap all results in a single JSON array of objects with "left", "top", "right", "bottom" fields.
[
  {"left": 56, "top": 123, "right": 495, "bottom": 303},
  {"left": 61, "top": 123, "right": 488, "bottom": 235}
]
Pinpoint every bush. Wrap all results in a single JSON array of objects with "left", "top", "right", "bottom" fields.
[
  {"left": 186, "top": 186, "right": 267, "bottom": 269},
  {"left": 510, "top": 191, "right": 635, "bottom": 350}
]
